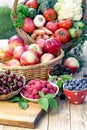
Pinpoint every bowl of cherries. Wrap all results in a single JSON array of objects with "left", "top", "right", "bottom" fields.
[
  {"left": 0, "top": 69, "right": 26, "bottom": 100},
  {"left": 63, "top": 78, "right": 87, "bottom": 104}
]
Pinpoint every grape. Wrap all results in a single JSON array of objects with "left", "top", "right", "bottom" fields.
[
  {"left": 5, "top": 70, "right": 11, "bottom": 75},
  {"left": 2, "top": 80, "right": 7, "bottom": 85},
  {"left": 3, "top": 88, "right": 11, "bottom": 94},
  {"left": 12, "top": 84, "right": 18, "bottom": 91},
  {"left": 17, "top": 81, "right": 23, "bottom": 88},
  {"left": 0, "top": 73, "right": 3, "bottom": 78},
  {"left": 16, "top": 75, "right": 23, "bottom": 81},
  {"left": 10, "top": 73, "right": 16, "bottom": 80}
]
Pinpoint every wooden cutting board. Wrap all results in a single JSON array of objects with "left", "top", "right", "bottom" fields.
[{"left": 0, "top": 101, "right": 44, "bottom": 129}]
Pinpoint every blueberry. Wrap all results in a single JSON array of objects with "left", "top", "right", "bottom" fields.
[
  {"left": 59, "top": 93, "right": 66, "bottom": 100},
  {"left": 83, "top": 73, "right": 87, "bottom": 77}
]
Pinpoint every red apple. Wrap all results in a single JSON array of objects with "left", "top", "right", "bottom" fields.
[
  {"left": 0, "top": 45, "right": 13, "bottom": 60},
  {"left": 13, "top": 46, "right": 25, "bottom": 60},
  {"left": 20, "top": 50, "right": 39, "bottom": 66},
  {"left": 44, "top": 37, "right": 62, "bottom": 55},
  {"left": 64, "top": 57, "right": 80, "bottom": 73},
  {"left": 28, "top": 44, "right": 43, "bottom": 56},
  {"left": 6, "top": 59, "right": 21, "bottom": 66},
  {"left": 22, "top": 18, "right": 36, "bottom": 34},
  {"left": 36, "top": 38, "right": 45, "bottom": 49},
  {"left": 8, "top": 35, "right": 24, "bottom": 49},
  {"left": 40, "top": 53, "right": 55, "bottom": 63}
]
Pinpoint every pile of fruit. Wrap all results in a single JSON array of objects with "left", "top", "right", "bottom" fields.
[
  {"left": 21, "top": 79, "right": 58, "bottom": 100},
  {"left": 11, "top": 0, "right": 85, "bottom": 45},
  {"left": 0, "top": 70, "right": 25, "bottom": 95}
]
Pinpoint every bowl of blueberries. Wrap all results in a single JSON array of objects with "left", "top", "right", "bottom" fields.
[{"left": 63, "top": 77, "right": 87, "bottom": 104}]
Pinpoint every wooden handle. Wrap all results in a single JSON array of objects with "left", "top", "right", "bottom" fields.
[{"left": 13, "top": 0, "right": 18, "bottom": 20}]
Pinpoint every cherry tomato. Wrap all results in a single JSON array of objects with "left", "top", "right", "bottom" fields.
[
  {"left": 58, "top": 19, "right": 73, "bottom": 29},
  {"left": 25, "top": 0, "right": 38, "bottom": 10},
  {"left": 45, "top": 21, "right": 59, "bottom": 33},
  {"left": 54, "top": 28, "right": 70, "bottom": 44},
  {"left": 43, "top": 8, "right": 57, "bottom": 21}
]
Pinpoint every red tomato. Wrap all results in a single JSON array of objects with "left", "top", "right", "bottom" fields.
[
  {"left": 54, "top": 28, "right": 70, "bottom": 44},
  {"left": 58, "top": 19, "right": 73, "bottom": 29},
  {"left": 25, "top": 0, "right": 38, "bottom": 10},
  {"left": 22, "top": 18, "right": 35, "bottom": 34},
  {"left": 43, "top": 8, "right": 57, "bottom": 21},
  {"left": 44, "top": 37, "right": 62, "bottom": 55},
  {"left": 45, "top": 21, "right": 59, "bottom": 33}
]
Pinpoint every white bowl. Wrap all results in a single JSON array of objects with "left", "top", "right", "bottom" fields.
[{"left": 20, "top": 82, "right": 59, "bottom": 103}]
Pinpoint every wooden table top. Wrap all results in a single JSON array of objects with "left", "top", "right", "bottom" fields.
[{"left": 0, "top": 40, "right": 87, "bottom": 130}]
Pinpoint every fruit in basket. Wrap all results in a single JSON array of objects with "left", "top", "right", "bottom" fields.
[
  {"left": 13, "top": 46, "right": 25, "bottom": 60},
  {"left": 22, "top": 18, "right": 35, "bottom": 33},
  {"left": 0, "top": 70, "right": 25, "bottom": 96},
  {"left": 28, "top": 44, "right": 43, "bottom": 56},
  {"left": 64, "top": 57, "right": 80, "bottom": 73},
  {"left": 34, "top": 15, "right": 46, "bottom": 27},
  {"left": 44, "top": 37, "right": 62, "bottom": 55},
  {"left": 6, "top": 59, "right": 21, "bottom": 66},
  {"left": 25, "top": 0, "right": 38, "bottom": 10},
  {"left": 8, "top": 35, "right": 25, "bottom": 49},
  {"left": 54, "top": 28, "right": 70, "bottom": 44},
  {"left": 20, "top": 50, "right": 39, "bottom": 66},
  {"left": 45, "top": 20, "right": 59, "bottom": 33},
  {"left": 36, "top": 38, "right": 45, "bottom": 49},
  {"left": 40, "top": 53, "right": 55, "bottom": 63},
  {"left": 0, "top": 45, "right": 13, "bottom": 61},
  {"left": 58, "top": 18, "right": 73, "bottom": 29},
  {"left": 43, "top": 8, "right": 57, "bottom": 21}
]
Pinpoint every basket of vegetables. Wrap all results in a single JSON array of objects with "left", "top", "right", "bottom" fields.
[{"left": 11, "top": 0, "right": 87, "bottom": 52}]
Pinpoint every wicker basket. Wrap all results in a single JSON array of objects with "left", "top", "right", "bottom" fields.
[
  {"left": 12, "top": 0, "right": 87, "bottom": 51},
  {"left": 0, "top": 49, "right": 64, "bottom": 80},
  {"left": 0, "top": 88, "right": 22, "bottom": 101}
]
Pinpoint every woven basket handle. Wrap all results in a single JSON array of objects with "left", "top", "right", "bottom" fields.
[{"left": 13, "top": 0, "right": 28, "bottom": 21}]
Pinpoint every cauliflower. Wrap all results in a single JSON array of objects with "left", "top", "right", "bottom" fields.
[{"left": 54, "top": 0, "right": 83, "bottom": 21}]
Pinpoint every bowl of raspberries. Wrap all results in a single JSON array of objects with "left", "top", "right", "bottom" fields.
[{"left": 63, "top": 78, "right": 87, "bottom": 104}]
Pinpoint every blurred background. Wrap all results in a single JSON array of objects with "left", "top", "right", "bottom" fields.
[{"left": 0, "top": 0, "right": 23, "bottom": 39}]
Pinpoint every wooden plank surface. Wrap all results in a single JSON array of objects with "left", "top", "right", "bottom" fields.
[{"left": 0, "top": 101, "right": 44, "bottom": 129}]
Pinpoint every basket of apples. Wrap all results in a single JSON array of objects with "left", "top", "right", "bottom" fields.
[
  {"left": 11, "top": 0, "right": 87, "bottom": 52},
  {"left": 0, "top": 35, "right": 64, "bottom": 80}
]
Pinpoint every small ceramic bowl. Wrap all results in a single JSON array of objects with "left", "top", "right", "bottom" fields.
[
  {"left": 63, "top": 80, "right": 87, "bottom": 104},
  {"left": 20, "top": 82, "right": 59, "bottom": 103}
]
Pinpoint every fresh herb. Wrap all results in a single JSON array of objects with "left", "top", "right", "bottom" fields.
[
  {"left": 9, "top": 96, "right": 29, "bottom": 110},
  {"left": 48, "top": 75, "right": 72, "bottom": 92},
  {"left": 11, "top": 4, "right": 29, "bottom": 27},
  {"left": 38, "top": 91, "right": 58, "bottom": 112}
]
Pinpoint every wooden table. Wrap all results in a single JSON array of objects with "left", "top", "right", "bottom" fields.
[{"left": 0, "top": 40, "right": 87, "bottom": 130}]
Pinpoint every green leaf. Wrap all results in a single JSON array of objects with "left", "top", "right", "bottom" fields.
[
  {"left": 60, "top": 75, "right": 72, "bottom": 81},
  {"left": 49, "top": 98, "right": 58, "bottom": 109},
  {"left": 38, "top": 97, "right": 49, "bottom": 112},
  {"left": 39, "top": 91, "right": 44, "bottom": 97},
  {"left": 9, "top": 96, "right": 20, "bottom": 102},
  {"left": 46, "top": 94, "right": 55, "bottom": 99},
  {"left": 19, "top": 101, "right": 29, "bottom": 110},
  {"left": 48, "top": 75, "right": 58, "bottom": 82},
  {"left": 57, "top": 80, "right": 63, "bottom": 92}
]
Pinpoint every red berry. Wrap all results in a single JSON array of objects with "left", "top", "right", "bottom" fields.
[
  {"left": 35, "top": 94, "right": 40, "bottom": 99},
  {"left": 41, "top": 88, "right": 48, "bottom": 94},
  {"left": 32, "top": 89, "right": 38, "bottom": 95},
  {"left": 49, "top": 89, "right": 55, "bottom": 94}
]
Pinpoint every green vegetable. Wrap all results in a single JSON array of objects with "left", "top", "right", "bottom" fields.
[
  {"left": 11, "top": 4, "right": 29, "bottom": 27},
  {"left": 28, "top": 8, "right": 38, "bottom": 18},
  {"left": 38, "top": 91, "right": 58, "bottom": 112},
  {"left": 69, "top": 28, "right": 77, "bottom": 39},
  {"left": 38, "top": 0, "right": 57, "bottom": 13}
]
